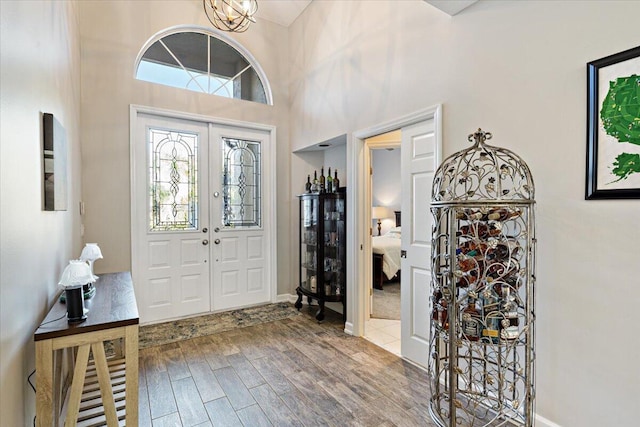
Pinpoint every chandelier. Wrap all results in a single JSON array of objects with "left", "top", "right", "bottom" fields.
[{"left": 203, "top": 0, "right": 258, "bottom": 33}]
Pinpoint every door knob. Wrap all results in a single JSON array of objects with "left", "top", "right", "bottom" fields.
[
  {"left": 202, "top": 240, "right": 209, "bottom": 246},
  {"left": 213, "top": 191, "right": 220, "bottom": 198},
  {"left": 214, "top": 239, "right": 221, "bottom": 245},
  {"left": 214, "top": 227, "right": 220, "bottom": 232},
  {"left": 202, "top": 228, "right": 208, "bottom": 233},
  {"left": 401, "top": 250, "right": 407, "bottom": 258}
]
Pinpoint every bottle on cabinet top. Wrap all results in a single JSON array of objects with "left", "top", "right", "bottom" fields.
[
  {"left": 305, "top": 175, "right": 312, "bottom": 193},
  {"left": 305, "top": 169, "right": 341, "bottom": 194},
  {"left": 319, "top": 167, "right": 325, "bottom": 193}
]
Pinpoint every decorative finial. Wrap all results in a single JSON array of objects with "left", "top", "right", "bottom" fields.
[{"left": 468, "top": 128, "right": 492, "bottom": 146}]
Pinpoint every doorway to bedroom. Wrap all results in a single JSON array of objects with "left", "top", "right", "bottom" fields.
[
  {"left": 364, "top": 131, "right": 402, "bottom": 355},
  {"left": 352, "top": 107, "right": 441, "bottom": 369}
]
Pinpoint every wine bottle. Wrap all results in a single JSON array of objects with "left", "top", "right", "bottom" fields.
[
  {"left": 499, "top": 285, "right": 519, "bottom": 341},
  {"left": 333, "top": 170, "right": 340, "bottom": 192},
  {"left": 435, "top": 294, "right": 448, "bottom": 329},
  {"left": 327, "top": 167, "right": 333, "bottom": 193},
  {"left": 319, "top": 167, "right": 325, "bottom": 193},
  {"left": 481, "top": 286, "right": 500, "bottom": 343},
  {"left": 305, "top": 175, "right": 312, "bottom": 193},
  {"left": 311, "top": 170, "right": 318, "bottom": 193},
  {"left": 487, "top": 207, "right": 521, "bottom": 222},
  {"left": 462, "top": 297, "right": 482, "bottom": 341}
]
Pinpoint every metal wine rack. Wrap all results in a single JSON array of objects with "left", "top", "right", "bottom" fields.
[{"left": 429, "top": 129, "right": 536, "bottom": 427}]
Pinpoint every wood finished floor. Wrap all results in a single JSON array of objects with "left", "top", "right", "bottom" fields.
[{"left": 138, "top": 306, "right": 437, "bottom": 427}]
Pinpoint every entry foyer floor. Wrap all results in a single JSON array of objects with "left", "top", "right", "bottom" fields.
[{"left": 138, "top": 304, "right": 435, "bottom": 426}]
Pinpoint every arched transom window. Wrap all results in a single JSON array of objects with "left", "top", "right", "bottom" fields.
[{"left": 135, "top": 26, "right": 272, "bottom": 105}]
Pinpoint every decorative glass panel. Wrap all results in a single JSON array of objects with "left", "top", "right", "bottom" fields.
[
  {"left": 149, "top": 128, "right": 198, "bottom": 231},
  {"left": 222, "top": 138, "right": 261, "bottom": 228}
]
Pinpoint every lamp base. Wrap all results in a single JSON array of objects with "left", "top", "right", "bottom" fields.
[
  {"left": 82, "top": 283, "right": 96, "bottom": 299},
  {"left": 65, "top": 286, "right": 87, "bottom": 324},
  {"left": 67, "top": 314, "right": 87, "bottom": 324},
  {"left": 59, "top": 283, "right": 95, "bottom": 302}
]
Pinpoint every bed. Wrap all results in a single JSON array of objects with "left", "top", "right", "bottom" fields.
[{"left": 372, "top": 210, "right": 401, "bottom": 290}]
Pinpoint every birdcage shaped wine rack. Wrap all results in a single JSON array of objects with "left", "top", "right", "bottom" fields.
[{"left": 429, "top": 129, "right": 536, "bottom": 427}]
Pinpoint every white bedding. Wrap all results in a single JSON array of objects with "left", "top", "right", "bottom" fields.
[{"left": 372, "top": 233, "right": 401, "bottom": 280}]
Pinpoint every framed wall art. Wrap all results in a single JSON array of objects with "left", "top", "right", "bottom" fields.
[
  {"left": 585, "top": 46, "right": 640, "bottom": 199},
  {"left": 43, "top": 112, "right": 68, "bottom": 211}
]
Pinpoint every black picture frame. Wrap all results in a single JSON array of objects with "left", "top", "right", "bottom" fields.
[
  {"left": 585, "top": 46, "right": 640, "bottom": 199},
  {"left": 43, "top": 113, "right": 68, "bottom": 211}
]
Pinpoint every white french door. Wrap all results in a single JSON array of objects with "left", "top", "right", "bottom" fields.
[
  {"left": 400, "top": 118, "right": 439, "bottom": 368},
  {"left": 133, "top": 114, "right": 211, "bottom": 323},
  {"left": 209, "top": 124, "right": 271, "bottom": 311},
  {"left": 132, "top": 109, "right": 275, "bottom": 324}
]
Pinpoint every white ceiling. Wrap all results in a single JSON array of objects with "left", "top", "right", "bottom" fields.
[
  {"left": 424, "top": 0, "right": 477, "bottom": 16},
  {"left": 255, "top": 0, "right": 313, "bottom": 27},
  {"left": 255, "top": 0, "right": 478, "bottom": 29}
]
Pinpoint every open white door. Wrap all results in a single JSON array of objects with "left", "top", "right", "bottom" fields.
[{"left": 400, "top": 119, "right": 439, "bottom": 368}]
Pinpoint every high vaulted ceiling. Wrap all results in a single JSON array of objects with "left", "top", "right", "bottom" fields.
[
  {"left": 255, "top": 0, "right": 313, "bottom": 27},
  {"left": 255, "top": 0, "right": 477, "bottom": 28}
]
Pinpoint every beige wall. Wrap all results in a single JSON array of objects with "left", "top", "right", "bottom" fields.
[
  {"left": 0, "top": 1, "right": 82, "bottom": 425},
  {"left": 289, "top": 1, "right": 639, "bottom": 425},
  {"left": 77, "top": 1, "right": 292, "bottom": 293}
]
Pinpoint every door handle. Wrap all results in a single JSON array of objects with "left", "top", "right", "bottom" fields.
[
  {"left": 202, "top": 240, "right": 209, "bottom": 246},
  {"left": 214, "top": 227, "right": 220, "bottom": 233},
  {"left": 401, "top": 250, "right": 407, "bottom": 258},
  {"left": 214, "top": 239, "right": 221, "bottom": 245},
  {"left": 213, "top": 191, "right": 220, "bottom": 198},
  {"left": 202, "top": 227, "right": 208, "bottom": 233}
]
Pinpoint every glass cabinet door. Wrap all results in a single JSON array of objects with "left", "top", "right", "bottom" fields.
[
  {"left": 301, "top": 197, "right": 318, "bottom": 293},
  {"left": 321, "top": 195, "right": 344, "bottom": 297}
]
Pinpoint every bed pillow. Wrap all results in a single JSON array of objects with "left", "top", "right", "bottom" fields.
[{"left": 385, "top": 227, "right": 402, "bottom": 238}]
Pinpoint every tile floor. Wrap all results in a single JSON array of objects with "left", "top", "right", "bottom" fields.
[{"left": 364, "top": 317, "right": 401, "bottom": 356}]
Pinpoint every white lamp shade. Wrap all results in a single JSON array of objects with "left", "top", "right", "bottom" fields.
[
  {"left": 59, "top": 260, "right": 95, "bottom": 288},
  {"left": 80, "top": 243, "right": 103, "bottom": 262},
  {"left": 372, "top": 206, "right": 392, "bottom": 220}
]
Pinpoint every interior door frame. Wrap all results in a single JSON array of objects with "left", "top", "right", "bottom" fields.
[
  {"left": 130, "top": 105, "right": 278, "bottom": 322},
  {"left": 347, "top": 105, "right": 442, "bottom": 337}
]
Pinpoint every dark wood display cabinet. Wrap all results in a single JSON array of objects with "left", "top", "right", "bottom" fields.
[{"left": 295, "top": 192, "right": 346, "bottom": 322}]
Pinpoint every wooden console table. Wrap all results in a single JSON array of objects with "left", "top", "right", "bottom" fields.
[{"left": 34, "top": 272, "right": 139, "bottom": 426}]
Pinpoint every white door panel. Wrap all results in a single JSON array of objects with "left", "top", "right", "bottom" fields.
[
  {"left": 133, "top": 114, "right": 211, "bottom": 323},
  {"left": 210, "top": 126, "right": 271, "bottom": 311},
  {"left": 401, "top": 119, "right": 438, "bottom": 368}
]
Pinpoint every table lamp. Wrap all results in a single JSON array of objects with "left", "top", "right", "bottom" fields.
[
  {"left": 58, "top": 260, "right": 94, "bottom": 323},
  {"left": 79, "top": 243, "right": 102, "bottom": 299},
  {"left": 372, "top": 206, "right": 392, "bottom": 236}
]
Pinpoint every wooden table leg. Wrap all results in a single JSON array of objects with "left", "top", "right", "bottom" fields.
[
  {"left": 65, "top": 344, "right": 91, "bottom": 426},
  {"left": 35, "top": 340, "right": 53, "bottom": 427},
  {"left": 124, "top": 325, "right": 139, "bottom": 427},
  {"left": 91, "top": 342, "right": 118, "bottom": 426}
]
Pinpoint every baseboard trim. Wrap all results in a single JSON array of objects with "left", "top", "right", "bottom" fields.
[
  {"left": 344, "top": 322, "right": 354, "bottom": 335},
  {"left": 276, "top": 293, "right": 298, "bottom": 304},
  {"left": 535, "top": 414, "right": 562, "bottom": 427}
]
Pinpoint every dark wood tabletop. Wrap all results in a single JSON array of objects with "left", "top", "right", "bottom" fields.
[{"left": 34, "top": 271, "right": 139, "bottom": 341}]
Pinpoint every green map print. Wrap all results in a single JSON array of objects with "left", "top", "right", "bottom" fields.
[{"left": 600, "top": 74, "right": 640, "bottom": 182}]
